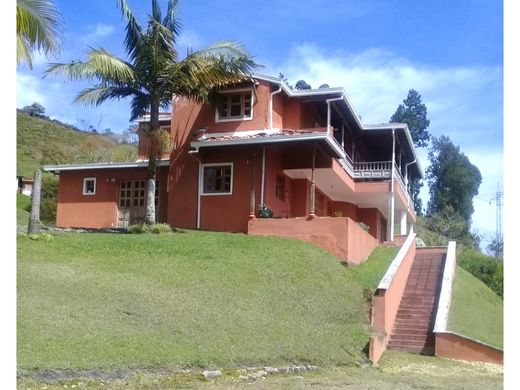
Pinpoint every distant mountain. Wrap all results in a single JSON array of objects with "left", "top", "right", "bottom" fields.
[{"left": 17, "top": 111, "right": 138, "bottom": 177}]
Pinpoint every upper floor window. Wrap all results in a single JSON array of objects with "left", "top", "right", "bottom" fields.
[{"left": 215, "top": 89, "right": 253, "bottom": 122}]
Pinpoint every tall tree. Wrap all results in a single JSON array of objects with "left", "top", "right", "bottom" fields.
[
  {"left": 426, "top": 135, "right": 482, "bottom": 228},
  {"left": 16, "top": 0, "right": 62, "bottom": 68},
  {"left": 45, "top": 0, "right": 260, "bottom": 225},
  {"left": 390, "top": 89, "right": 431, "bottom": 215},
  {"left": 390, "top": 89, "right": 431, "bottom": 148},
  {"left": 295, "top": 80, "right": 311, "bottom": 90}
]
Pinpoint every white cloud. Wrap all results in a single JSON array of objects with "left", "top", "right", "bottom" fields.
[
  {"left": 81, "top": 24, "right": 115, "bottom": 43},
  {"left": 273, "top": 44, "right": 503, "bottom": 246},
  {"left": 16, "top": 73, "right": 47, "bottom": 108},
  {"left": 176, "top": 29, "right": 203, "bottom": 50}
]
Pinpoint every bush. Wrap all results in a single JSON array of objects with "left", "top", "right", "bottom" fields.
[
  {"left": 257, "top": 205, "right": 273, "bottom": 218},
  {"left": 127, "top": 223, "right": 173, "bottom": 234},
  {"left": 357, "top": 222, "right": 370, "bottom": 232},
  {"left": 458, "top": 248, "right": 503, "bottom": 298},
  {"left": 40, "top": 174, "right": 59, "bottom": 225}
]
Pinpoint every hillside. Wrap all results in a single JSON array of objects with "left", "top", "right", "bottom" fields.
[
  {"left": 17, "top": 231, "right": 398, "bottom": 369},
  {"left": 448, "top": 266, "right": 503, "bottom": 348},
  {"left": 16, "top": 111, "right": 138, "bottom": 177}
]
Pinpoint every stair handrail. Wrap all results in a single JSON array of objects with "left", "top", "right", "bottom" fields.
[
  {"left": 433, "top": 241, "right": 457, "bottom": 333},
  {"left": 377, "top": 230, "right": 416, "bottom": 290}
]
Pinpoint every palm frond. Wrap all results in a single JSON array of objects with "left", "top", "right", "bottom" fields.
[
  {"left": 116, "top": 0, "right": 143, "bottom": 61},
  {"left": 74, "top": 85, "right": 142, "bottom": 106},
  {"left": 45, "top": 48, "right": 135, "bottom": 84},
  {"left": 151, "top": 0, "right": 162, "bottom": 23},
  {"left": 169, "top": 41, "right": 262, "bottom": 101},
  {"left": 16, "top": 0, "right": 62, "bottom": 67},
  {"left": 163, "top": 0, "right": 182, "bottom": 40},
  {"left": 130, "top": 94, "right": 152, "bottom": 121}
]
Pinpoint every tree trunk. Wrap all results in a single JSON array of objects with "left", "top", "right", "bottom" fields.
[
  {"left": 28, "top": 169, "right": 42, "bottom": 234},
  {"left": 144, "top": 103, "right": 160, "bottom": 225}
]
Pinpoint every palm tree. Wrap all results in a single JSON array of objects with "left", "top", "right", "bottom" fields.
[
  {"left": 17, "top": 0, "right": 62, "bottom": 68},
  {"left": 45, "top": 0, "right": 261, "bottom": 225}
]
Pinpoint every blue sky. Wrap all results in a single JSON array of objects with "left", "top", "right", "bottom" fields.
[{"left": 15, "top": 0, "right": 504, "bottom": 249}]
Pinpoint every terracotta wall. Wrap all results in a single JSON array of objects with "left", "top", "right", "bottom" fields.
[
  {"left": 370, "top": 233, "right": 417, "bottom": 364},
  {"left": 168, "top": 146, "right": 263, "bottom": 233},
  {"left": 435, "top": 333, "right": 503, "bottom": 364},
  {"left": 248, "top": 216, "right": 378, "bottom": 264},
  {"left": 56, "top": 167, "right": 169, "bottom": 228}
]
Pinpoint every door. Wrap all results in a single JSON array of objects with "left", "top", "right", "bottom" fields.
[
  {"left": 117, "top": 180, "right": 161, "bottom": 227},
  {"left": 118, "top": 180, "right": 146, "bottom": 228}
]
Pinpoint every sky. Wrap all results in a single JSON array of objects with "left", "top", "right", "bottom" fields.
[{"left": 15, "top": 0, "right": 504, "bottom": 251}]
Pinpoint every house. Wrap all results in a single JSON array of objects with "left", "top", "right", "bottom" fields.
[
  {"left": 45, "top": 74, "right": 422, "bottom": 263},
  {"left": 17, "top": 176, "right": 34, "bottom": 196}
]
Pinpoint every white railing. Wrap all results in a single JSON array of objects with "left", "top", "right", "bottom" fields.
[{"left": 353, "top": 161, "right": 392, "bottom": 179}]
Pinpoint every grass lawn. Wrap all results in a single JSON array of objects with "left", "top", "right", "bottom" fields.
[
  {"left": 17, "top": 351, "right": 503, "bottom": 389},
  {"left": 448, "top": 266, "right": 503, "bottom": 349},
  {"left": 17, "top": 231, "right": 398, "bottom": 370},
  {"left": 17, "top": 193, "right": 31, "bottom": 227}
]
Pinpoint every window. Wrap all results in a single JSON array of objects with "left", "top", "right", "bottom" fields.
[
  {"left": 83, "top": 178, "right": 96, "bottom": 195},
  {"left": 216, "top": 90, "right": 253, "bottom": 121},
  {"left": 202, "top": 164, "right": 233, "bottom": 195},
  {"left": 275, "top": 175, "right": 286, "bottom": 201},
  {"left": 119, "top": 180, "right": 146, "bottom": 207}
]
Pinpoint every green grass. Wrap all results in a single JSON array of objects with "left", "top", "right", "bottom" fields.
[
  {"left": 17, "top": 231, "right": 397, "bottom": 370},
  {"left": 17, "top": 351, "right": 503, "bottom": 389},
  {"left": 17, "top": 193, "right": 31, "bottom": 227},
  {"left": 448, "top": 266, "right": 503, "bottom": 349}
]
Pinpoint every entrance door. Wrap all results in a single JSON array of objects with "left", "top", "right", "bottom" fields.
[
  {"left": 118, "top": 180, "right": 146, "bottom": 227},
  {"left": 117, "top": 180, "right": 161, "bottom": 228}
]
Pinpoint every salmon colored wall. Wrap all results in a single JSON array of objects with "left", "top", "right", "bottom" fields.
[
  {"left": 263, "top": 147, "right": 292, "bottom": 217},
  {"left": 282, "top": 99, "right": 302, "bottom": 129},
  {"left": 435, "top": 333, "right": 503, "bottom": 364},
  {"left": 56, "top": 167, "right": 168, "bottom": 228},
  {"left": 167, "top": 145, "right": 200, "bottom": 229},
  {"left": 357, "top": 208, "right": 382, "bottom": 241},
  {"left": 168, "top": 146, "right": 263, "bottom": 233},
  {"left": 370, "top": 233, "right": 417, "bottom": 364},
  {"left": 248, "top": 216, "right": 378, "bottom": 264},
  {"left": 291, "top": 179, "right": 309, "bottom": 217},
  {"left": 329, "top": 201, "right": 357, "bottom": 219},
  {"left": 272, "top": 92, "right": 284, "bottom": 129}
]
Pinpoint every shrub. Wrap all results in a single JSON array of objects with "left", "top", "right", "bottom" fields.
[
  {"left": 458, "top": 248, "right": 503, "bottom": 297},
  {"left": 357, "top": 222, "right": 370, "bottom": 232},
  {"left": 257, "top": 205, "right": 273, "bottom": 218},
  {"left": 127, "top": 223, "right": 173, "bottom": 234}
]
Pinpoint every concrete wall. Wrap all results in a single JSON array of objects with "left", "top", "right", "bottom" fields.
[
  {"left": 369, "top": 232, "right": 417, "bottom": 364},
  {"left": 435, "top": 333, "right": 503, "bottom": 364},
  {"left": 56, "top": 167, "right": 169, "bottom": 228},
  {"left": 248, "top": 216, "right": 378, "bottom": 264}
]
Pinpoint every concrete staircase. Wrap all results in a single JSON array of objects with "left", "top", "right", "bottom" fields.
[{"left": 387, "top": 247, "right": 446, "bottom": 355}]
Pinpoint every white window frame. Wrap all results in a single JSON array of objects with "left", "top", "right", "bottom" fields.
[
  {"left": 200, "top": 163, "right": 234, "bottom": 196},
  {"left": 82, "top": 177, "right": 96, "bottom": 195},
  {"left": 215, "top": 88, "right": 254, "bottom": 123}
]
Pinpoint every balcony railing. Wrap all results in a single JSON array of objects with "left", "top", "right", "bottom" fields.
[{"left": 353, "top": 161, "right": 392, "bottom": 179}]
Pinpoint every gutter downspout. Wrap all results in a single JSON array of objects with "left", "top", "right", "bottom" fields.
[
  {"left": 269, "top": 85, "right": 282, "bottom": 129},
  {"left": 326, "top": 97, "right": 343, "bottom": 137},
  {"left": 188, "top": 149, "right": 202, "bottom": 229},
  {"left": 260, "top": 146, "right": 266, "bottom": 207},
  {"left": 262, "top": 85, "right": 283, "bottom": 208}
]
